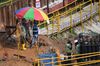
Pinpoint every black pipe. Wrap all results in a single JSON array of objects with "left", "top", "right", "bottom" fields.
[{"left": 47, "top": 0, "right": 49, "bottom": 13}]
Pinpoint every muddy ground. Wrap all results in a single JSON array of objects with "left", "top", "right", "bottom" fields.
[{"left": 0, "top": 35, "right": 65, "bottom": 66}]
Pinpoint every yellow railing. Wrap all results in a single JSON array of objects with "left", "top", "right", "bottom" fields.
[
  {"left": 35, "top": 52, "right": 100, "bottom": 66},
  {"left": 0, "top": 0, "right": 13, "bottom": 6},
  {"left": 38, "top": 0, "right": 99, "bottom": 36}
]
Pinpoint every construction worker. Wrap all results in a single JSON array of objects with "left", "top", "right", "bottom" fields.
[
  {"left": 77, "top": 33, "right": 85, "bottom": 62},
  {"left": 30, "top": 20, "right": 39, "bottom": 48},
  {"left": 16, "top": 19, "right": 27, "bottom": 50},
  {"left": 21, "top": 18, "right": 29, "bottom": 50},
  {"left": 65, "top": 40, "right": 72, "bottom": 64}
]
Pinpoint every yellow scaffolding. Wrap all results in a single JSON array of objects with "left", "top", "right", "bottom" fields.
[
  {"left": 70, "top": 9, "right": 73, "bottom": 33},
  {"left": 38, "top": 0, "right": 98, "bottom": 36},
  {"left": 79, "top": 4, "right": 84, "bottom": 32}
]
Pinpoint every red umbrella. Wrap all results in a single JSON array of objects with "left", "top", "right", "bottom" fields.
[{"left": 15, "top": 7, "right": 49, "bottom": 21}]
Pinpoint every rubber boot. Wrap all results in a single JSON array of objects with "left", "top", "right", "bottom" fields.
[{"left": 22, "top": 44, "right": 26, "bottom": 50}]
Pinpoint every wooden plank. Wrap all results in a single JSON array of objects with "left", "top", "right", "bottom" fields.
[
  {"left": 11, "top": 3, "right": 16, "bottom": 26},
  {"left": 0, "top": 8, "right": 2, "bottom": 23},
  {"left": 0, "top": 7, "right": 4, "bottom": 23},
  {"left": 20, "top": 1, "right": 23, "bottom": 8},
  {"left": 9, "top": 5, "right": 12, "bottom": 26},
  {"left": 10, "top": 4, "right": 14, "bottom": 25},
  {"left": 3, "top": 6, "right": 7, "bottom": 25},
  {"left": 5, "top": 6, "right": 10, "bottom": 26}
]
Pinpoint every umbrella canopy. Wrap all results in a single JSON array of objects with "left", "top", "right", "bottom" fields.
[{"left": 15, "top": 7, "right": 49, "bottom": 21}]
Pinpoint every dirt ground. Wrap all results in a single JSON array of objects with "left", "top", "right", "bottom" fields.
[{"left": 0, "top": 35, "right": 65, "bottom": 66}]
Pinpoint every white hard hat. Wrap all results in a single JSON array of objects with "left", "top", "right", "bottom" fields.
[{"left": 74, "top": 40, "right": 78, "bottom": 43}]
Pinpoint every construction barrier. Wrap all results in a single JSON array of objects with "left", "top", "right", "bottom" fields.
[
  {"left": 38, "top": 53, "right": 57, "bottom": 66},
  {"left": 37, "top": 52, "right": 100, "bottom": 66}
]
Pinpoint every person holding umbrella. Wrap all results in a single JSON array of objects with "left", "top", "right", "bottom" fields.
[
  {"left": 15, "top": 6, "right": 49, "bottom": 49},
  {"left": 30, "top": 20, "right": 39, "bottom": 48}
]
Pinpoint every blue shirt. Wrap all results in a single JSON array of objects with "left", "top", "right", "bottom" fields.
[{"left": 33, "top": 25, "right": 38, "bottom": 36}]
